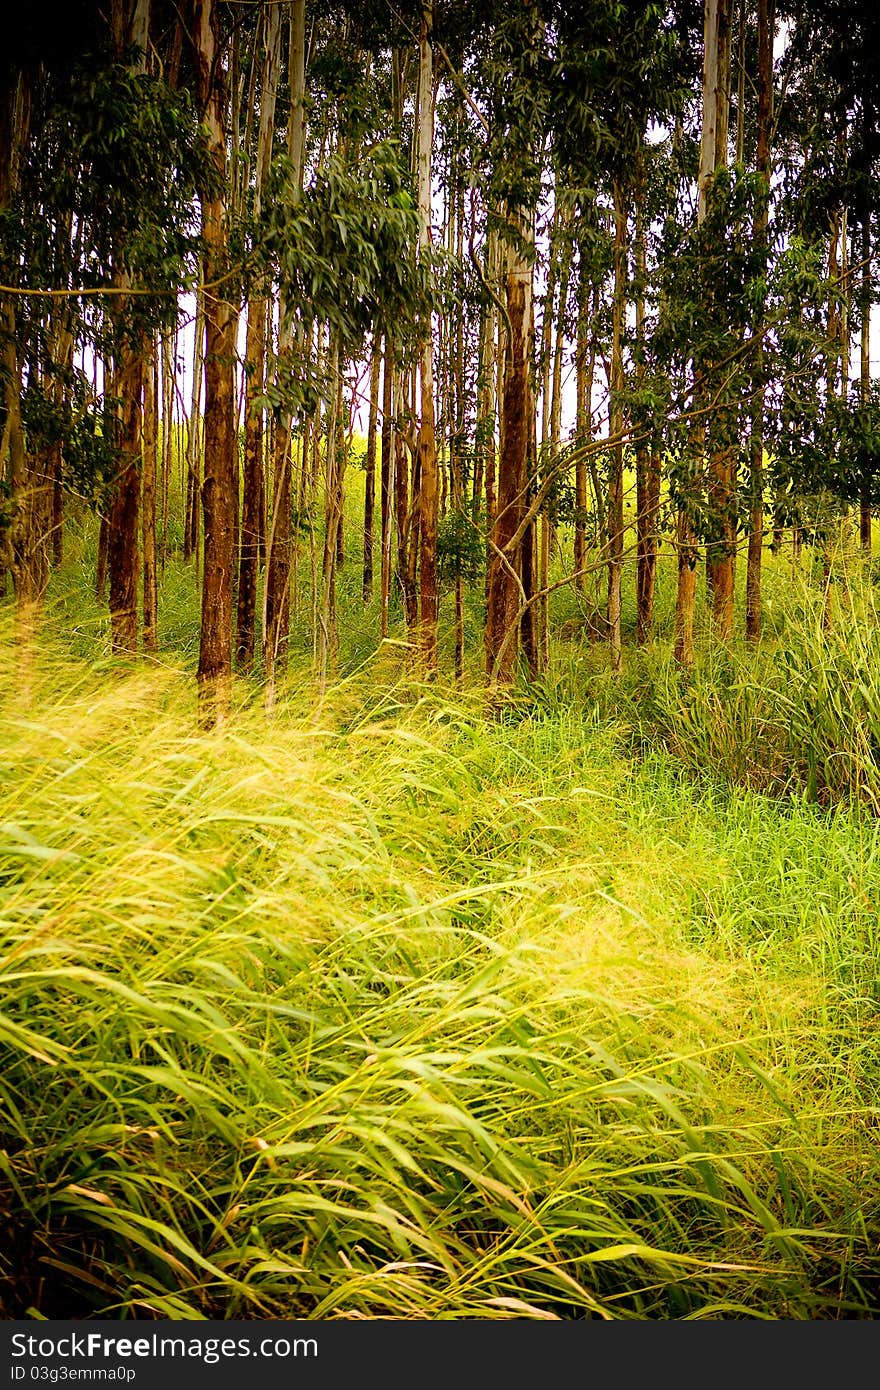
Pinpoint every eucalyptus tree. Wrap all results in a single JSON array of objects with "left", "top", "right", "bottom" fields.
[
  {"left": 481, "top": 0, "right": 545, "bottom": 685},
  {"left": 1, "top": 0, "right": 204, "bottom": 653},
  {"left": 745, "top": 0, "right": 774, "bottom": 641},
  {"left": 106, "top": 0, "right": 152, "bottom": 658},
  {"left": 416, "top": 2, "right": 439, "bottom": 672},
  {"left": 193, "top": 0, "right": 238, "bottom": 721},
  {"left": 237, "top": 1, "right": 282, "bottom": 672},
  {"left": 760, "top": 0, "right": 879, "bottom": 594},
  {"left": 260, "top": 139, "right": 427, "bottom": 690},
  {"left": 536, "top": 0, "right": 683, "bottom": 674}
]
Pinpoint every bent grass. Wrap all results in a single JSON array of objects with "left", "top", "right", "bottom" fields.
[{"left": 2, "top": 620, "right": 879, "bottom": 1319}]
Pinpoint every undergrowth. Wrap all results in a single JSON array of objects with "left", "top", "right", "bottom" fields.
[{"left": 2, "top": 611, "right": 880, "bottom": 1319}]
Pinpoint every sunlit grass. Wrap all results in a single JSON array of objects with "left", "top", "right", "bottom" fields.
[{"left": 2, "top": 592, "right": 879, "bottom": 1318}]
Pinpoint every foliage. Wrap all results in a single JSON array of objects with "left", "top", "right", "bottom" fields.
[
  {"left": 260, "top": 141, "right": 430, "bottom": 356},
  {"left": 5, "top": 60, "right": 212, "bottom": 344},
  {"left": 437, "top": 505, "right": 485, "bottom": 585},
  {"left": 20, "top": 371, "right": 121, "bottom": 505}
]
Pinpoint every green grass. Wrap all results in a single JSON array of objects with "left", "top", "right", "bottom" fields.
[{"left": 2, "top": 507, "right": 880, "bottom": 1318}]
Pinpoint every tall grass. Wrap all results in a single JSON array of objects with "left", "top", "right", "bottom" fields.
[
  {"left": 539, "top": 553, "right": 880, "bottom": 812},
  {"left": 2, "top": 617, "right": 880, "bottom": 1318}
]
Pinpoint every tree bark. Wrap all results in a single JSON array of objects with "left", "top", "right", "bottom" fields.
[
  {"left": 608, "top": 182, "right": 627, "bottom": 675},
  {"left": 635, "top": 158, "right": 659, "bottom": 643},
  {"left": 142, "top": 335, "right": 159, "bottom": 653},
  {"left": 485, "top": 212, "right": 534, "bottom": 685},
  {"left": 237, "top": 0, "right": 281, "bottom": 670},
  {"left": 706, "top": 0, "right": 735, "bottom": 642},
  {"left": 575, "top": 267, "right": 599, "bottom": 592},
  {"left": 746, "top": 0, "right": 774, "bottom": 640},
  {"left": 195, "top": 0, "right": 236, "bottom": 722},
  {"left": 416, "top": 5, "right": 439, "bottom": 673},
  {"left": 379, "top": 337, "right": 394, "bottom": 636},
  {"left": 316, "top": 339, "right": 342, "bottom": 692},
  {"left": 363, "top": 338, "right": 380, "bottom": 601},
  {"left": 395, "top": 370, "right": 419, "bottom": 633},
  {"left": 859, "top": 213, "right": 871, "bottom": 551},
  {"left": 265, "top": 0, "right": 306, "bottom": 704},
  {"left": 108, "top": 340, "right": 143, "bottom": 655},
  {"left": 184, "top": 295, "right": 203, "bottom": 564},
  {"left": 2, "top": 73, "right": 39, "bottom": 618}
]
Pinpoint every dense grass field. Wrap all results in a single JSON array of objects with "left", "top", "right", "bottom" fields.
[{"left": 3, "top": 501, "right": 880, "bottom": 1318}]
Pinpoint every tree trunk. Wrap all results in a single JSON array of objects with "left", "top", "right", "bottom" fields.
[
  {"left": 108, "top": 339, "right": 143, "bottom": 655},
  {"left": 746, "top": 0, "right": 773, "bottom": 640},
  {"left": 160, "top": 330, "right": 173, "bottom": 570},
  {"left": 96, "top": 511, "right": 109, "bottom": 601},
  {"left": 142, "top": 335, "right": 159, "bottom": 653},
  {"left": 184, "top": 295, "right": 203, "bottom": 563},
  {"left": 675, "top": 0, "right": 732, "bottom": 667},
  {"left": 705, "top": 0, "right": 735, "bottom": 642},
  {"left": 105, "top": 0, "right": 152, "bottom": 657},
  {"left": 608, "top": 182, "right": 627, "bottom": 675},
  {"left": 395, "top": 370, "right": 419, "bottom": 633},
  {"left": 475, "top": 230, "right": 497, "bottom": 549},
  {"left": 859, "top": 213, "right": 871, "bottom": 552},
  {"left": 49, "top": 283, "right": 74, "bottom": 571},
  {"left": 416, "top": 6, "right": 439, "bottom": 673},
  {"left": 195, "top": 0, "right": 236, "bottom": 723},
  {"left": 363, "top": 338, "right": 380, "bottom": 601},
  {"left": 265, "top": 0, "right": 306, "bottom": 705},
  {"left": 2, "top": 73, "right": 39, "bottom": 619},
  {"left": 635, "top": 159, "right": 659, "bottom": 643},
  {"left": 316, "top": 339, "right": 342, "bottom": 692},
  {"left": 485, "top": 212, "right": 534, "bottom": 685},
  {"left": 380, "top": 337, "right": 394, "bottom": 636},
  {"left": 674, "top": 511, "right": 698, "bottom": 668},
  {"left": 575, "top": 268, "right": 599, "bottom": 592},
  {"left": 237, "top": 1, "right": 281, "bottom": 671}
]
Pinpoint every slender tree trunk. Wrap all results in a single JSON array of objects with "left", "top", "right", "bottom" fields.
[
  {"left": 237, "top": 1, "right": 281, "bottom": 671},
  {"left": 475, "top": 231, "right": 497, "bottom": 546},
  {"left": 106, "top": 0, "right": 152, "bottom": 657},
  {"left": 380, "top": 337, "right": 394, "bottom": 637},
  {"left": 575, "top": 270, "right": 599, "bottom": 591},
  {"left": 822, "top": 208, "right": 842, "bottom": 629},
  {"left": 706, "top": 0, "right": 735, "bottom": 642},
  {"left": 184, "top": 295, "right": 203, "bottom": 563},
  {"left": 860, "top": 212, "right": 872, "bottom": 552},
  {"left": 485, "top": 211, "right": 534, "bottom": 685},
  {"left": 142, "top": 335, "right": 159, "bottom": 653},
  {"left": 416, "top": 7, "right": 438, "bottom": 672},
  {"left": 363, "top": 338, "right": 380, "bottom": 601},
  {"left": 521, "top": 397, "right": 539, "bottom": 677},
  {"left": 195, "top": 0, "right": 236, "bottom": 722},
  {"left": 537, "top": 204, "right": 557, "bottom": 666},
  {"left": 316, "top": 339, "right": 342, "bottom": 692},
  {"left": 48, "top": 277, "right": 74, "bottom": 571},
  {"left": 160, "top": 330, "right": 173, "bottom": 571},
  {"left": 746, "top": 0, "right": 773, "bottom": 640},
  {"left": 635, "top": 158, "right": 658, "bottom": 643},
  {"left": 96, "top": 511, "right": 109, "bottom": 601},
  {"left": 2, "top": 73, "right": 38, "bottom": 620},
  {"left": 608, "top": 182, "right": 627, "bottom": 675},
  {"left": 676, "top": 0, "right": 731, "bottom": 667},
  {"left": 101, "top": 0, "right": 147, "bottom": 636},
  {"left": 395, "top": 372, "right": 419, "bottom": 633},
  {"left": 335, "top": 367, "right": 346, "bottom": 572},
  {"left": 265, "top": 0, "right": 306, "bottom": 705},
  {"left": 674, "top": 512, "right": 697, "bottom": 668},
  {"left": 108, "top": 337, "right": 143, "bottom": 655}
]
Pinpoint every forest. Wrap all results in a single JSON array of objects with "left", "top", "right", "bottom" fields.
[{"left": 3, "top": 0, "right": 880, "bottom": 1321}]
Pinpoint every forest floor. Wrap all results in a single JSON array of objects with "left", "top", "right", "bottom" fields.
[{"left": 3, "top": 516, "right": 880, "bottom": 1318}]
